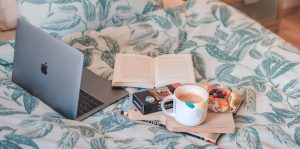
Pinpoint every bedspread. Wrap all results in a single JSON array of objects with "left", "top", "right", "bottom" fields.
[{"left": 1, "top": 0, "right": 300, "bottom": 148}]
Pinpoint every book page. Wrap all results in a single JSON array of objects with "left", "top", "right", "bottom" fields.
[
  {"left": 154, "top": 54, "right": 195, "bottom": 87},
  {"left": 112, "top": 54, "right": 155, "bottom": 88}
]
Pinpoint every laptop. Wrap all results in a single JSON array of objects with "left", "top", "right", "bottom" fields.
[{"left": 12, "top": 18, "right": 129, "bottom": 120}]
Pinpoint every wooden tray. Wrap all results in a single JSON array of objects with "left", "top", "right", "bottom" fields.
[{"left": 128, "top": 109, "right": 236, "bottom": 134}]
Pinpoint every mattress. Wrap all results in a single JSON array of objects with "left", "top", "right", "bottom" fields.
[{"left": 1, "top": 0, "right": 300, "bottom": 148}]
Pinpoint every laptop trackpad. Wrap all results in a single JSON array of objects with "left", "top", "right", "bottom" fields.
[{"left": 80, "top": 68, "right": 106, "bottom": 92}]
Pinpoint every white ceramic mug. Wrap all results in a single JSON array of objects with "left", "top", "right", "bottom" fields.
[{"left": 160, "top": 85, "right": 209, "bottom": 126}]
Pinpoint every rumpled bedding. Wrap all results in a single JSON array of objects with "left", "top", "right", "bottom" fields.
[{"left": 1, "top": 0, "right": 300, "bottom": 148}]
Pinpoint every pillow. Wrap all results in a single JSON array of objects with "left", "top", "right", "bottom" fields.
[
  {"left": 17, "top": 0, "right": 162, "bottom": 38},
  {"left": 0, "top": 0, "right": 19, "bottom": 31}
]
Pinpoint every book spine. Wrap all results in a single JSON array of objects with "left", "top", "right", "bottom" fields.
[{"left": 142, "top": 120, "right": 217, "bottom": 145}]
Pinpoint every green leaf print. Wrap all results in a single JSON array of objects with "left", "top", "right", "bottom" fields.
[
  {"left": 249, "top": 48, "right": 263, "bottom": 60},
  {"left": 10, "top": 87, "right": 39, "bottom": 114},
  {"left": 184, "top": 144, "right": 212, "bottom": 149},
  {"left": 214, "top": 28, "right": 228, "bottom": 41},
  {"left": 236, "top": 126, "right": 262, "bottom": 149},
  {"left": 82, "top": 0, "right": 96, "bottom": 22},
  {"left": 166, "top": 8, "right": 182, "bottom": 26},
  {"left": 267, "top": 125, "right": 298, "bottom": 147},
  {"left": 166, "top": 141, "right": 179, "bottom": 149},
  {"left": 143, "top": 1, "right": 157, "bottom": 14},
  {"left": 251, "top": 79, "right": 266, "bottom": 93},
  {"left": 259, "top": 53, "right": 299, "bottom": 80},
  {"left": 0, "top": 108, "right": 27, "bottom": 116},
  {"left": 21, "top": 0, "right": 48, "bottom": 4},
  {"left": 134, "top": 41, "right": 154, "bottom": 51},
  {"left": 283, "top": 79, "right": 298, "bottom": 93},
  {"left": 152, "top": 133, "right": 182, "bottom": 144},
  {"left": 234, "top": 115, "right": 255, "bottom": 124},
  {"left": 155, "top": 37, "right": 176, "bottom": 54},
  {"left": 0, "top": 58, "right": 13, "bottom": 72},
  {"left": 57, "top": 5, "right": 78, "bottom": 13},
  {"left": 183, "top": 0, "right": 196, "bottom": 9},
  {"left": 272, "top": 61, "right": 299, "bottom": 79},
  {"left": 194, "top": 35, "right": 219, "bottom": 44},
  {"left": 23, "top": 94, "right": 39, "bottom": 114},
  {"left": 259, "top": 112, "right": 285, "bottom": 124},
  {"left": 288, "top": 116, "right": 300, "bottom": 128},
  {"left": 178, "top": 30, "right": 187, "bottom": 43},
  {"left": 68, "top": 126, "right": 98, "bottom": 137},
  {"left": 97, "top": 112, "right": 136, "bottom": 133},
  {"left": 71, "top": 35, "right": 98, "bottom": 47},
  {"left": 283, "top": 79, "right": 300, "bottom": 98},
  {"left": 224, "top": 32, "right": 242, "bottom": 53},
  {"left": 294, "top": 127, "right": 300, "bottom": 146},
  {"left": 187, "top": 14, "right": 216, "bottom": 27},
  {"left": 42, "top": 112, "right": 64, "bottom": 124},
  {"left": 211, "top": 5, "right": 218, "bottom": 18},
  {"left": 144, "top": 15, "right": 172, "bottom": 30},
  {"left": 0, "top": 126, "right": 15, "bottom": 133},
  {"left": 205, "top": 44, "right": 235, "bottom": 61},
  {"left": 100, "top": 36, "right": 120, "bottom": 55},
  {"left": 243, "top": 88, "right": 256, "bottom": 112},
  {"left": 101, "top": 51, "right": 115, "bottom": 68},
  {"left": 58, "top": 131, "right": 80, "bottom": 149},
  {"left": 5, "top": 134, "right": 38, "bottom": 149},
  {"left": 0, "top": 140, "right": 21, "bottom": 149},
  {"left": 148, "top": 127, "right": 169, "bottom": 134},
  {"left": 219, "top": 5, "right": 231, "bottom": 27},
  {"left": 0, "top": 41, "right": 11, "bottom": 47},
  {"left": 215, "top": 63, "right": 236, "bottom": 81},
  {"left": 191, "top": 51, "right": 206, "bottom": 79},
  {"left": 261, "top": 38, "right": 276, "bottom": 47},
  {"left": 53, "top": 0, "right": 81, "bottom": 4},
  {"left": 174, "top": 40, "right": 197, "bottom": 53},
  {"left": 270, "top": 104, "right": 297, "bottom": 119},
  {"left": 266, "top": 87, "right": 283, "bottom": 102},
  {"left": 97, "top": 0, "right": 111, "bottom": 21},
  {"left": 41, "top": 13, "right": 81, "bottom": 30},
  {"left": 10, "top": 90, "right": 22, "bottom": 106},
  {"left": 223, "top": 75, "right": 240, "bottom": 84},
  {"left": 128, "top": 24, "right": 156, "bottom": 45},
  {"left": 90, "top": 138, "right": 106, "bottom": 149},
  {"left": 82, "top": 48, "right": 93, "bottom": 67},
  {"left": 19, "top": 120, "right": 53, "bottom": 138},
  {"left": 116, "top": 5, "right": 131, "bottom": 13}
]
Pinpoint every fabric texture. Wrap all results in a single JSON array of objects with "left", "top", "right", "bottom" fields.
[
  {"left": 1, "top": 0, "right": 300, "bottom": 148},
  {"left": 17, "top": 0, "right": 162, "bottom": 38},
  {"left": 0, "top": 0, "right": 19, "bottom": 31}
]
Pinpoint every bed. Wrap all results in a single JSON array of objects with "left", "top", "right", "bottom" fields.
[{"left": 1, "top": 0, "right": 300, "bottom": 148}]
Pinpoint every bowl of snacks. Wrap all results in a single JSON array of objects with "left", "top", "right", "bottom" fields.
[{"left": 207, "top": 85, "right": 231, "bottom": 112}]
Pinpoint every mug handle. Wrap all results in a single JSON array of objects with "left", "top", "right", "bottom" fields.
[{"left": 160, "top": 95, "right": 176, "bottom": 117}]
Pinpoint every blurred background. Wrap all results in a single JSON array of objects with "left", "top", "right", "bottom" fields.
[
  {"left": 222, "top": 0, "right": 300, "bottom": 48},
  {"left": 1, "top": 0, "right": 300, "bottom": 49}
]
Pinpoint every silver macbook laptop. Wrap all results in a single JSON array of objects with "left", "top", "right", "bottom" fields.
[{"left": 12, "top": 18, "right": 128, "bottom": 120}]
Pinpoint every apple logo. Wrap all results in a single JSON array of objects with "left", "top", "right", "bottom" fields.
[{"left": 41, "top": 62, "right": 48, "bottom": 75}]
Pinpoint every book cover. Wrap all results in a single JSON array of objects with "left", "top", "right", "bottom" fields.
[{"left": 132, "top": 83, "right": 181, "bottom": 114}]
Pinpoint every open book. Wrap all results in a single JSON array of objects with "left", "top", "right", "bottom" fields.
[{"left": 112, "top": 54, "right": 195, "bottom": 88}]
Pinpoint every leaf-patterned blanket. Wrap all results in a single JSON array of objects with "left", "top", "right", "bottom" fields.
[{"left": 1, "top": 0, "right": 300, "bottom": 148}]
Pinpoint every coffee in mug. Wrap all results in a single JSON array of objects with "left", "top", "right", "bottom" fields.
[
  {"left": 160, "top": 85, "right": 209, "bottom": 126},
  {"left": 177, "top": 93, "right": 205, "bottom": 103}
]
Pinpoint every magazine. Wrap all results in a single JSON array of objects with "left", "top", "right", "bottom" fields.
[{"left": 112, "top": 54, "right": 195, "bottom": 88}]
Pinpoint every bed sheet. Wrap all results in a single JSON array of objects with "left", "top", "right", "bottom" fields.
[{"left": 1, "top": 0, "right": 300, "bottom": 148}]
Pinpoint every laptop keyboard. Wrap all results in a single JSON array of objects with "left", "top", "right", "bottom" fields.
[{"left": 77, "top": 90, "right": 103, "bottom": 117}]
